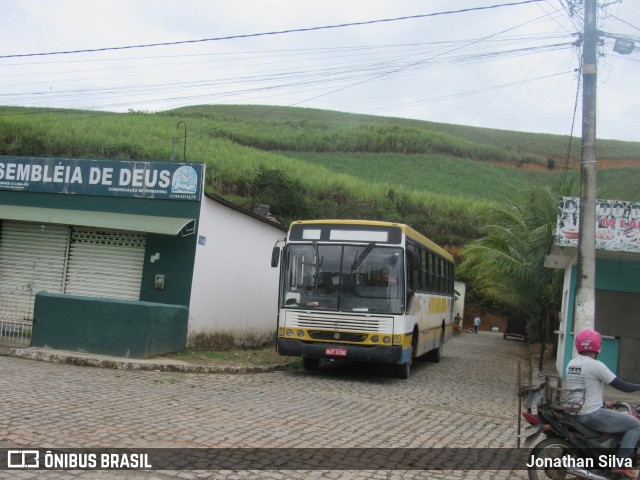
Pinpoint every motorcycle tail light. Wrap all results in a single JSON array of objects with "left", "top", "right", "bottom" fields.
[{"left": 522, "top": 412, "right": 541, "bottom": 426}]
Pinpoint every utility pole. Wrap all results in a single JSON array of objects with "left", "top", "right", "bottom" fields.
[{"left": 574, "top": 0, "right": 598, "bottom": 334}]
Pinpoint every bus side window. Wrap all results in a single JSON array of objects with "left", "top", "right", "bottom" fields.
[
  {"left": 421, "top": 248, "right": 428, "bottom": 292},
  {"left": 429, "top": 253, "right": 436, "bottom": 293},
  {"left": 406, "top": 241, "right": 421, "bottom": 298}
]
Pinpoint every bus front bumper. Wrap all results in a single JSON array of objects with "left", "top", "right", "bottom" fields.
[{"left": 277, "top": 338, "right": 406, "bottom": 364}]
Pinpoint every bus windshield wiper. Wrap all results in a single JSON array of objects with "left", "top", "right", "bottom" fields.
[
  {"left": 350, "top": 242, "right": 375, "bottom": 271},
  {"left": 312, "top": 241, "right": 323, "bottom": 269},
  {"left": 312, "top": 241, "right": 323, "bottom": 294}
]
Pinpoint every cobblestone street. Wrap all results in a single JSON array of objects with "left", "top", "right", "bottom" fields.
[{"left": 0, "top": 331, "right": 535, "bottom": 479}]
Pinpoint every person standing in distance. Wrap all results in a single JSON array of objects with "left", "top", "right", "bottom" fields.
[{"left": 473, "top": 314, "right": 481, "bottom": 334}]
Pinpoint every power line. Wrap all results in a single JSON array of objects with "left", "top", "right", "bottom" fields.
[
  {"left": 0, "top": 2, "right": 574, "bottom": 119},
  {"left": 610, "top": 14, "right": 640, "bottom": 32},
  {"left": 0, "top": 0, "right": 545, "bottom": 60},
  {"left": 559, "top": 67, "right": 582, "bottom": 194},
  {"left": 0, "top": 41, "right": 573, "bottom": 104},
  {"left": 2, "top": 0, "right": 608, "bottom": 150},
  {"left": 179, "top": 6, "right": 563, "bottom": 141},
  {"left": 358, "top": 71, "right": 573, "bottom": 114}
]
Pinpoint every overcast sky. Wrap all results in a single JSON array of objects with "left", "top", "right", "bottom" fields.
[{"left": 1, "top": 0, "right": 639, "bottom": 141}]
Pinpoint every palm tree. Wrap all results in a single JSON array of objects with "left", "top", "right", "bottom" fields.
[{"left": 459, "top": 185, "right": 562, "bottom": 369}]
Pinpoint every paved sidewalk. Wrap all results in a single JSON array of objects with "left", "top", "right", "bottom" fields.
[{"left": 3, "top": 345, "right": 282, "bottom": 374}]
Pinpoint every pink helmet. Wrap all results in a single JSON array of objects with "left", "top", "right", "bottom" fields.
[{"left": 575, "top": 329, "right": 602, "bottom": 354}]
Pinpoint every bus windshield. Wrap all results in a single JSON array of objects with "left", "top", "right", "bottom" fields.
[{"left": 282, "top": 244, "right": 404, "bottom": 314}]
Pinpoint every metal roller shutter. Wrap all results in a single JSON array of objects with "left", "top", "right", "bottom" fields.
[
  {"left": 64, "top": 228, "right": 146, "bottom": 301},
  {"left": 0, "top": 222, "right": 69, "bottom": 341}
]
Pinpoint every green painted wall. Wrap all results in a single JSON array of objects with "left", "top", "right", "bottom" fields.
[
  {"left": 0, "top": 190, "right": 200, "bottom": 219},
  {"left": 140, "top": 233, "right": 198, "bottom": 305},
  {"left": 562, "top": 267, "right": 578, "bottom": 375},
  {"left": 562, "top": 258, "right": 640, "bottom": 376},
  {"left": 597, "top": 258, "right": 640, "bottom": 293},
  {"left": 32, "top": 292, "right": 188, "bottom": 358}
]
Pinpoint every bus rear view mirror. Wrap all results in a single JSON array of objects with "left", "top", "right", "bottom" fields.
[{"left": 271, "top": 246, "right": 280, "bottom": 268}]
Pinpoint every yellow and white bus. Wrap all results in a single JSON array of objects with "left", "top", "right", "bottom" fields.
[{"left": 271, "top": 219, "right": 455, "bottom": 378}]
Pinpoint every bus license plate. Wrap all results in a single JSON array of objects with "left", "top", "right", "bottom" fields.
[{"left": 326, "top": 347, "right": 347, "bottom": 357}]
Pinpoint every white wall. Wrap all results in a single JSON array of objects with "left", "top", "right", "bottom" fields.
[
  {"left": 453, "top": 281, "right": 466, "bottom": 318},
  {"left": 188, "top": 197, "right": 286, "bottom": 347},
  {"left": 555, "top": 255, "right": 577, "bottom": 376}
]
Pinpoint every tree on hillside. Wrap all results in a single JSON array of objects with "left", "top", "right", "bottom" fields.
[{"left": 458, "top": 185, "right": 563, "bottom": 370}]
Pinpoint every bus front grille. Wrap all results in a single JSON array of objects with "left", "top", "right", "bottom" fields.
[
  {"left": 307, "top": 330, "right": 368, "bottom": 342},
  {"left": 285, "top": 311, "right": 393, "bottom": 333}
]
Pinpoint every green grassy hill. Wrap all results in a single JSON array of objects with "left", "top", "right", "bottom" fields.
[{"left": 1, "top": 104, "right": 638, "bottom": 249}]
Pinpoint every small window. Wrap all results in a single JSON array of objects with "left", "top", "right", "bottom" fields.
[
  {"left": 428, "top": 253, "right": 436, "bottom": 293},
  {"left": 421, "top": 249, "right": 428, "bottom": 292},
  {"left": 406, "top": 241, "right": 421, "bottom": 293}
]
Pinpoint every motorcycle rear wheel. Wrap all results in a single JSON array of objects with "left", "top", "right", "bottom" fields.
[{"left": 528, "top": 437, "right": 583, "bottom": 480}]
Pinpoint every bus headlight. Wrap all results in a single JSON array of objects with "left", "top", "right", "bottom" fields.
[
  {"left": 296, "top": 330, "right": 305, "bottom": 337},
  {"left": 371, "top": 335, "right": 379, "bottom": 343},
  {"left": 286, "top": 329, "right": 293, "bottom": 336},
  {"left": 383, "top": 336, "right": 391, "bottom": 344}
]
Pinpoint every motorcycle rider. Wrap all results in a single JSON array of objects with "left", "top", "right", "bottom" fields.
[{"left": 566, "top": 329, "right": 640, "bottom": 479}]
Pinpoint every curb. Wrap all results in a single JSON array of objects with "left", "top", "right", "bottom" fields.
[{"left": 6, "top": 347, "right": 288, "bottom": 374}]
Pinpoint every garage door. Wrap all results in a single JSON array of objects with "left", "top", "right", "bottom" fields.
[
  {"left": 63, "top": 228, "right": 146, "bottom": 301},
  {"left": 0, "top": 222, "right": 69, "bottom": 343}
]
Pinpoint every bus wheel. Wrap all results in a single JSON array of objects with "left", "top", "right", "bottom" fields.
[
  {"left": 303, "top": 358, "right": 320, "bottom": 370},
  {"left": 395, "top": 334, "right": 415, "bottom": 379},
  {"left": 395, "top": 360, "right": 410, "bottom": 379}
]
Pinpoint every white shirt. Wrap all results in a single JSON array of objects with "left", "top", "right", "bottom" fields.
[{"left": 565, "top": 354, "right": 616, "bottom": 415}]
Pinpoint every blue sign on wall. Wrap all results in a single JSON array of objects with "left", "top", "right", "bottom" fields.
[{"left": 0, "top": 156, "right": 204, "bottom": 201}]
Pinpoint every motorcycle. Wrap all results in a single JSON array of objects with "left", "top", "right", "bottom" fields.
[{"left": 519, "top": 376, "right": 640, "bottom": 480}]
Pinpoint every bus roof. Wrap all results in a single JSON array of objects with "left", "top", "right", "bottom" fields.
[{"left": 290, "top": 219, "right": 453, "bottom": 262}]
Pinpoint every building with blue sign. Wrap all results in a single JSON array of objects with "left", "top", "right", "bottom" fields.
[
  {"left": 545, "top": 196, "right": 640, "bottom": 382},
  {"left": 0, "top": 155, "right": 286, "bottom": 357}
]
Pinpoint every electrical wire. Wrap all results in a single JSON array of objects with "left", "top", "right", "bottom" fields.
[
  {"left": 3, "top": 0, "right": 632, "bottom": 152},
  {"left": 559, "top": 68, "right": 582, "bottom": 195},
  {"left": 0, "top": 0, "right": 546, "bottom": 59},
  {"left": 609, "top": 14, "right": 640, "bottom": 31}
]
